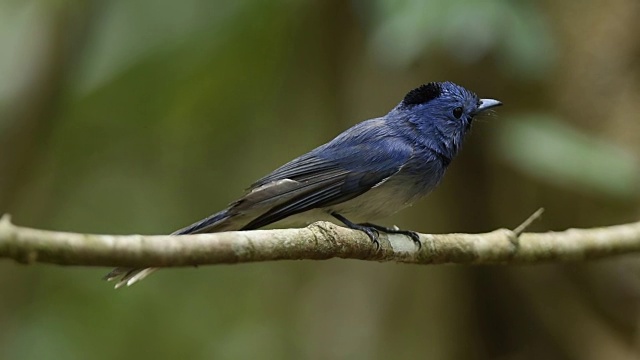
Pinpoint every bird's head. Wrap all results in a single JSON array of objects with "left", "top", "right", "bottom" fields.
[{"left": 394, "top": 81, "right": 501, "bottom": 158}]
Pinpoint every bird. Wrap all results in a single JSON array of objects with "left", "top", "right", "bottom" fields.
[{"left": 104, "top": 81, "right": 501, "bottom": 288}]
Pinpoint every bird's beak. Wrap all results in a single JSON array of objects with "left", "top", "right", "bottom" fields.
[{"left": 475, "top": 98, "right": 502, "bottom": 114}]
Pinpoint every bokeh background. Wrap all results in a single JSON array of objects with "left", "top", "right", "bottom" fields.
[{"left": 1, "top": 0, "right": 640, "bottom": 359}]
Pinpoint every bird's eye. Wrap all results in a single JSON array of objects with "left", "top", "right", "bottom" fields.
[{"left": 452, "top": 107, "right": 464, "bottom": 119}]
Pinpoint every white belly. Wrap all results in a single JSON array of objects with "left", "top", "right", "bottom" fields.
[{"left": 327, "top": 173, "right": 430, "bottom": 221}]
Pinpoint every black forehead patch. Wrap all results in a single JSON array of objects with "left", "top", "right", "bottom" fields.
[{"left": 402, "top": 82, "right": 442, "bottom": 107}]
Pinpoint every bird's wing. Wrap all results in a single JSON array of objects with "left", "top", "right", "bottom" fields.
[{"left": 236, "top": 136, "right": 414, "bottom": 230}]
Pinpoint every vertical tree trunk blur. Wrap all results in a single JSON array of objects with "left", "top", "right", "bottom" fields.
[{"left": 0, "top": 3, "right": 97, "bottom": 216}]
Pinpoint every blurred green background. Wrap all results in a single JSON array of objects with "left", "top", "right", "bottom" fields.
[{"left": 1, "top": 0, "right": 640, "bottom": 359}]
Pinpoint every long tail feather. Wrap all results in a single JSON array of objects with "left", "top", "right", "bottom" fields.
[{"left": 104, "top": 209, "right": 232, "bottom": 288}]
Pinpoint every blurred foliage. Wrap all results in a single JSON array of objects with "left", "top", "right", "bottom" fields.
[
  {"left": 367, "top": 0, "right": 555, "bottom": 77},
  {"left": 497, "top": 114, "right": 639, "bottom": 199},
  {"left": 1, "top": 0, "right": 640, "bottom": 360}
]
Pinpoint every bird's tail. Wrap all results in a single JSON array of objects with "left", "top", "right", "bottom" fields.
[
  {"left": 104, "top": 209, "right": 235, "bottom": 288},
  {"left": 103, "top": 267, "right": 159, "bottom": 289}
]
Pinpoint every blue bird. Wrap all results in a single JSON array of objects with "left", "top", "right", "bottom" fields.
[{"left": 105, "top": 81, "right": 501, "bottom": 287}]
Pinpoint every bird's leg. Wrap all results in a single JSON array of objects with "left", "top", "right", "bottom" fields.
[
  {"left": 358, "top": 222, "right": 422, "bottom": 250},
  {"left": 331, "top": 212, "right": 380, "bottom": 249}
]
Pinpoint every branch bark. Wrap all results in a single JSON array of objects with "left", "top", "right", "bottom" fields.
[{"left": 1, "top": 213, "right": 640, "bottom": 269}]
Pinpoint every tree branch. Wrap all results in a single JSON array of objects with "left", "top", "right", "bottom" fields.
[{"left": 1, "top": 213, "right": 640, "bottom": 269}]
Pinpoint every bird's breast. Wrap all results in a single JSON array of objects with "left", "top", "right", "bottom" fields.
[
  {"left": 326, "top": 155, "right": 446, "bottom": 221},
  {"left": 325, "top": 181, "right": 424, "bottom": 223}
]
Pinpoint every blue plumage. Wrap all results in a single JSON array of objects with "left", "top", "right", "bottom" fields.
[{"left": 105, "top": 81, "right": 502, "bottom": 287}]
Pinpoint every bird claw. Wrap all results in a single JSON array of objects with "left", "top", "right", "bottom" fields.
[
  {"left": 331, "top": 213, "right": 421, "bottom": 251},
  {"left": 358, "top": 222, "right": 422, "bottom": 250},
  {"left": 350, "top": 224, "right": 381, "bottom": 249},
  {"left": 362, "top": 227, "right": 380, "bottom": 249},
  {"left": 405, "top": 231, "right": 422, "bottom": 250}
]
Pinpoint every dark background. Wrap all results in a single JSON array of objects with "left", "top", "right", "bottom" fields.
[{"left": 1, "top": 1, "right": 639, "bottom": 359}]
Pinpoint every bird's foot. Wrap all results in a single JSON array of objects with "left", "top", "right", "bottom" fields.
[
  {"left": 359, "top": 223, "right": 422, "bottom": 250},
  {"left": 331, "top": 213, "right": 421, "bottom": 250},
  {"left": 331, "top": 213, "right": 381, "bottom": 249},
  {"left": 349, "top": 223, "right": 381, "bottom": 249}
]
